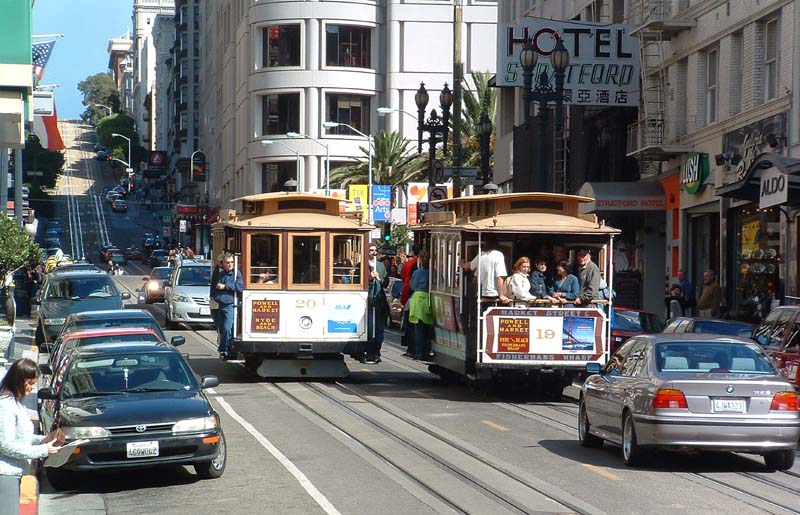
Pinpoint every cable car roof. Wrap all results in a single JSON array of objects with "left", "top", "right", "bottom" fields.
[{"left": 217, "top": 211, "right": 373, "bottom": 230}]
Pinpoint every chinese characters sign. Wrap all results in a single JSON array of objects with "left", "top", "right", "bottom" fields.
[{"left": 496, "top": 17, "right": 640, "bottom": 107}]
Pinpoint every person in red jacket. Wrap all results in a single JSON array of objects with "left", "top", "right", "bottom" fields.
[{"left": 400, "top": 244, "right": 421, "bottom": 349}]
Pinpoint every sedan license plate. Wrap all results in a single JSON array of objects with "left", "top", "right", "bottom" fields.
[
  {"left": 199, "top": 307, "right": 210, "bottom": 315},
  {"left": 712, "top": 398, "right": 746, "bottom": 413},
  {"left": 126, "top": 441, "right": 159, "bottom": 458}
]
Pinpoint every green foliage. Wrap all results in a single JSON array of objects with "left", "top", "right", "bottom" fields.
[
  {"left": 0, "top": 215, "right": 40, "bottom": 283},
  {"left": 96, "top": 114, "right": 145, "bottom": 166},
  {"left": 22, "top": 135, "right": 64, "bottom": 189},
  {"left": 78, "top": 72, "right": 120, "bottom": 125},
  {"left": 458, "top": 71, "right": 496, "bottom": 169},
  {"left": 328, "top": 130, "right": 428, "bottom": 195},
  {"left": 390, "top": 224, "right": 410, "bottom": 249}
]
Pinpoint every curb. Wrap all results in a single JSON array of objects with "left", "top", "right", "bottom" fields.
[{"left": 20, "top": 474, "right": 38, "bottom": 515}]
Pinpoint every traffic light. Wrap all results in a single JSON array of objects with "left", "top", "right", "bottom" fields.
[
  {"left": 382, "top": 223, "right": 391, "bottom": 243},
  {"left": 192, "top": 151, "right": 207, "bottom": 182}
]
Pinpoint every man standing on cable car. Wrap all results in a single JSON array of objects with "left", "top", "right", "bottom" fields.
[
  {"left": 213, "top": 253, "right": 243, "bottom": 360},
  {"left": 366, "top": 243, "right": 389, "bottom": 364}
]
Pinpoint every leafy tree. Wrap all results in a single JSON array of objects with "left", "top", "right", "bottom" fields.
[
  {"left": 96, "top": 114, "right": 146, "bottom": 166},
  {"left": 0, "top": 215, "right": 40, "bottom": 288},
  {"left": 78, "top": 72, "right": 120, "bottom": 125},
  {"left": 328, "top": 130, "right": 427, "bottom": 198},
  {"left": 22, "top": 135, "right": 64, "bottom": 189}
]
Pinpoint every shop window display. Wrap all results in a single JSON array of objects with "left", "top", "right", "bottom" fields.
[{"left": 734, "top": 206, "right": 780, "bottom": 322}]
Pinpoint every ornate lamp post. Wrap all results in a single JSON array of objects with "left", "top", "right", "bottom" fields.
[
  {"left": 415, "top": 82, "right": 453, "bottom": 189},
  {"left": 519, "top": 37, "right": 570, "bottom": 192},
  {"left": 477, "top": 112, "right": 493, "bottom": 189}
]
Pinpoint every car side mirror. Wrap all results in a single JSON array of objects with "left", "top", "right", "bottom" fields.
[
  {"left": 585, "top": 362, "right": 601, "bottom": 374},
  {"left": 200, "top": 376, "right": 219, "bottom": 389},
  {"left": 170, "top": 335, "right": 186, "bottom": 346},
  {"left": 121, "top": 292, "right": 131, "bottom": 300},
  {"left": 37, "top": 387, "right": 58, "bottom": 400},
  {"left": 39, "top": 363, "right": 53, "bottom": 376}
]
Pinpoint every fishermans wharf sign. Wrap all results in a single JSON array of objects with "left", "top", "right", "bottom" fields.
[{"left": 496, "top": 17, "right": 641, "bottom": 107}]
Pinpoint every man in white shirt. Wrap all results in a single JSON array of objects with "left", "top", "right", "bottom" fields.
[{"left": 461, "top": 235, "right": 510, "bottom": 304}]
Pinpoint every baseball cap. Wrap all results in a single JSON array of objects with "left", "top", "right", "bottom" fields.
[{"left": 576, "top": 248, "right": 591, "bottom": 255}]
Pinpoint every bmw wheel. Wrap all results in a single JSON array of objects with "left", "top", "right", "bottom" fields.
[{"left": 622, "top": 411, "right": 648, "bottom": 466}]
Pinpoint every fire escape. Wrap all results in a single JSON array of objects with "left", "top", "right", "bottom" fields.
[{"left": 627, "top": 0, "right": 695, "bottom": 178}]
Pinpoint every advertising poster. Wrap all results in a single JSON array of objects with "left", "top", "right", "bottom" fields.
[
  {"left": 562, "top": 317, "right": 595, "bottom": 352},
  {"left": 251, "top": 299, "right": 280, "bottom": 333},
  {"left": 347, "top": 184, "right": 368, "bottom": 214},
  {"left": 371, "top": 185, "right": 392, "bottom": 222},
  {"left": 406, "top": 182, "right": 429, "bottom": 225},
  {"left": 327, "top": 301, "right": 360, "bottom": 333}
]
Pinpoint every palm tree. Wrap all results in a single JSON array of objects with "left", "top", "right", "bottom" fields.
[
  {"left": 328, "top": 130, "right": 428, "bottom": 199},
  {"left": 459, "top": 71, "right": 496, "bottom": 169}
]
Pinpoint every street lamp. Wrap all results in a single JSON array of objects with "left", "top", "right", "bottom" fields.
[
  {"left": 377, "top": 106, "right": 418, "bottom": 122},
  {"left": 287, "top": 132, "right": 330, "bottom": 195},
  {"left": 94, "top": 103, "right": 112, "bottom": 115},
  {"left": 519, "top": 37, "right": 570, "bottom": 192},
  {"left": 415, "top": 82, "right": 453, "bottom": 189},
  {"left": 323, "top": 121, "right": 373, "bottom": 224},
  {"left": 261, "top": 140, "right": 301, "bottom": 192},
  {"left": 477, "top": 112, "right": 493, "bottom": 189},
  {"left": 111, "top": 133, "right": 132, "bottom": 192}
]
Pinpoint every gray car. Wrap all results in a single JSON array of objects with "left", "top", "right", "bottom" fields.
[
  {"left": 579, "top": 334, "right": 800, "bottom": 470},
  {"left": 33, "top": 270, "right": 131, "bottom": 347}
]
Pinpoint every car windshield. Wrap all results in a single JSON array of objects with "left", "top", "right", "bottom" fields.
[
  {"left": 655, "top": 342, "right": 777, "bottom": 374},
  {"left": 692, "top": 320, "right": 751, "bottom": 336},
  {"left": 62, "top": 352, "right": 195, "bottom": 397},
  {"left": 69, "top": 319, "right": 165, "bottom": 340},
  {"left": 614, "top": 310, "right": 664, "bottom": 333},
  {"left": 75, "top": 333, "right": 160, "bottom": 346},
  {"left": 45, "top": 277, "right": 119, "bottom": 299},
  {"left": 152, "top": 268, "right": 171, "bottom": 279},
  {"left": 176, "top": 266, "right": 210, "bottom": 286}
]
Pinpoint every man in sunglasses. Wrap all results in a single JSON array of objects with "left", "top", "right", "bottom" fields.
[{"left": 365, "top": 244, "right": 389, "bottom": 364}]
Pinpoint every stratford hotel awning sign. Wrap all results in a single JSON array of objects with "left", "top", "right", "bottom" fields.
[
  {"left": 577, "top": 182, "right": 665, "bottom": 213},
  {"left": 496, "top": 17, "right": 640, "bottom": 107}
]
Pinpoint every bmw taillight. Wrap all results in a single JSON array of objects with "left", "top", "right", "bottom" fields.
[
  {"left": 652, "top": 389, "right": 688, "bottom": 409},
  {"left": 770, "top": 391, "right": 799, "bottom": 411}
]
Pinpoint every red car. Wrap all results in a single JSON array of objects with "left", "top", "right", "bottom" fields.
[
  {"left": 610, "top": 307, "right": 665, "bottom": 354},
  {"left": 753, "top": 306, "right": 800, "bottom": 388},
  {"left": 125, "top": 247, "right": 144, "bottom": 261},
  {"left": 46, "top": 326, "right": 185, "bottom": 368}
]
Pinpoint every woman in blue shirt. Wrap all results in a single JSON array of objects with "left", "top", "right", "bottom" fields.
[{"left": 547, "top": 259, "right": 580, "bottom": 307}]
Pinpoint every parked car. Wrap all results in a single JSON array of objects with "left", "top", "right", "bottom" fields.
[
  {"left": 142, "top": 266, "right": 172, "bottom": 304},
  {"left": 752, "top": 306, "right": 800, "bottom": 388},
  {"left": 385, "top": 277, "right": 404, "bottom": 328},
  {"left": 38, "top": 342, "right": 225, "bottom": 490},
  {"left": 111, "top": 199, "right": 128, "bottom": 213},
  {"left": 164, "top": 260, "right": 213, "bottom": 328},
  {"left": 48, "top": 326, "right": 184, "bottom": 367},
  {"left": 148, "top": 249, "right": 169, "bottom": 268},
  {"left": 663, "top": 317, "right": 755, "bottom": 338},
  {"left": 610, "top": 307, "right": 665, "bottom": 354},
  {"left": 58, "top": 309, "right": 166, "bottom": 341},
  {"left": 579, "top": 334, "right": 799, "bottom": 470},
  {"left": 124, "top": 247, "right": 144, "bottom": 261},
  {"left": 32, "top": 269, "right": 131, "bottom": 346},
  {"left": 106, "top": 192, "right": 122, "bottom": 204}
]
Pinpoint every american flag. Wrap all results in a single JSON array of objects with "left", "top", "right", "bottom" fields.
[{"left": 32, "top": 40, "right": 56, "bottom": 80}]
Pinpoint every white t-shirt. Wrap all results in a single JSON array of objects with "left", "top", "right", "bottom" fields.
[{"left": 470, "top": 249, "right": 508, "bottom": 297}]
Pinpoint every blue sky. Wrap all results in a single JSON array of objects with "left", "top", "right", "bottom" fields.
[{"left": 33, "top": 0, "right": 132, "bottom": 119}]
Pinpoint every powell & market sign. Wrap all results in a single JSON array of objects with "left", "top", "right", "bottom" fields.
[
  {"left": 496, "top": 17, "right": 640, "bottom": 107},
  {"left": 682, "top": 152, "right": 710, "bottom": 194}
]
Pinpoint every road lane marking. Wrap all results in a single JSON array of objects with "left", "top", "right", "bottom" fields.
[
  {"left": 411, "top": 389, "right": 434, "bottom": 399},
  {"left": 582, "top": 464, "right": 622, "bottom": 481},
  {"left": 481, "top": 420, "right": 510, "bottom": 431},
  {"left": 208, "top": 388, "right": 342, "bottom": 515}
]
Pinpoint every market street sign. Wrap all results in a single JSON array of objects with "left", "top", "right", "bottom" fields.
[
  {"left": 682, "top": 152, "right": 710, "bottom": 194},
  {"left": 759, "top": 166, "right": 788, "bottom": 209},
  {"left": 496, "top": 17, "right": 640, "bottom": 107}
]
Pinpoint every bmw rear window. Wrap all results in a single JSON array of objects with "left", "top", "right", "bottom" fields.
[{"left": 655, "top": 342, "right": 777, "bottom": 374}]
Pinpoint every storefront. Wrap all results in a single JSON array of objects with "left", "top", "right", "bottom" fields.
[
  {"left": 577, "top": 181, "right": 666, "bottom": 313},
  {"left": 718, "top": 152, "right": 800, "bottom": 320}
]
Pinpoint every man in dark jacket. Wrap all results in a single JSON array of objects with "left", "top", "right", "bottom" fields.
[
  {"left": 211, "top": 253, "right": 243, "bottom": 359},
  {"left": 366, "top": 243, "right": 390, "bottom": 364},
  {"left": 574, "top": 249, "right": 600, "bottom": 306},
  {"left": 209, "top": 253, "right": 224, "bottom": 326},
  {"left": 529, "top": 256, "right": 549, "bottom": 299}
]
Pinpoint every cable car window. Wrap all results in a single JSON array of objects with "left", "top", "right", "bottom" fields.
[
  {"left": 332, "top": 234, "right": 363, "bottom": 286},
  {"left": 291, "top": 235, "right": 322, "bottom": 284},
  {"left": 250, "top": 234, "right": 280, "bottom": 286}
]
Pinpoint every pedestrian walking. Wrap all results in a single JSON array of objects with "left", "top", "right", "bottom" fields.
[
  {"left": 365, "top": 243, "right": 389, "bottom": 364},
  {"left": 211, "top": 253, "right": 243, "bottom": 360},
  {"left": 407, "top": 249, "right": 432, "bottom": 359},
  {"left": 0, "top": 359, "right": 61, "bottom": 515},
  {"left": 399, "top": 244, "right": 421, "bottom": 349},
  {"left": 677, "top": 269, "right": 696, "bottom": 316},
  {"left": 665, "top": 284, "right": 688, "bottom": 320},
  {"left": 697, "top": 269, "right": 723, "bottom": 318},
  {"left": 209, "top": 253, "right": 224, "bottom": 326}
]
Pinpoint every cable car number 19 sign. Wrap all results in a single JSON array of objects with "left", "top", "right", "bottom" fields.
[{"left": 496, "top": 17, "right": 641, "bottom": 107}]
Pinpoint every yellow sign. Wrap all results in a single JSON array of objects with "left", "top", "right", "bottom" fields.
[
  {"left": 741, "top": 220, "right": 760, "bottom": 253},
  {"left": 347, "top": 184, "right": 368, "bottom": 213}
]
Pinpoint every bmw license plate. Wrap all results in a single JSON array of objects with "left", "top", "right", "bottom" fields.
[
  {"left": 199, "top": 307, "right": 210, "bottom": 315},
  {"left": 712, "top": 398, "right": 746, "bottom": 413},
  {"left": 126, "top": 441, "right": 159, "bottom": 458}
]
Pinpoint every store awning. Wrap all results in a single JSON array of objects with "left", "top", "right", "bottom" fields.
[
  {"left": 576, "top": 181, "right": 665, "bottom": 214},
  {"left": 716, "top": 152, "right": 800, "bottom": 206},
  {"left": 0, "top": 90, "right": 25, "bottom": 147}
]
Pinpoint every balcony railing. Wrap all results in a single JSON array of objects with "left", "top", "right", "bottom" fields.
[
  {"left": 627, "top": 116, "right": 692, "bottom": 158},
  {"left": 631, "top": 0, "right": 695, "bottom": 36}
]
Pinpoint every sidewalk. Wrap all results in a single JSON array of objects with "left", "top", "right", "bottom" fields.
[{"left": 1, "top": 317, "right": 40, "bottom": 515}]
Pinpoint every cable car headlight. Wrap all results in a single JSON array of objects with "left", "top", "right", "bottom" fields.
[{"left": 299, "top": 316, "right": 313, "bottom": 330}]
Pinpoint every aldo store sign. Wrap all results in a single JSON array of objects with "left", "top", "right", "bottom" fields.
[
  {"left": 682, "top": 152, "right": 710, "bottom": 194},
  {"left": 759, "top": 166, "right": 788, "bottom": 209}
]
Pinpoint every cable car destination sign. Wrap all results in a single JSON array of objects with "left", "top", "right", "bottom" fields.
[{"left": 496, "top": 17, "right": 640, "bottom": 107}]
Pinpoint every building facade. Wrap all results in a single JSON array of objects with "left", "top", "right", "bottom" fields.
[
  {"left": 197, "top": 0, "right": 496, "bottom": 215},
  {"left": 107, "top": 37, "right": 133, "bottom": 114},
  {"left": 132, "top": 0, "right": 176, "bottom": 151},
  {"left": 152, "top": 14, "right": 175, "bottom": 151}
]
